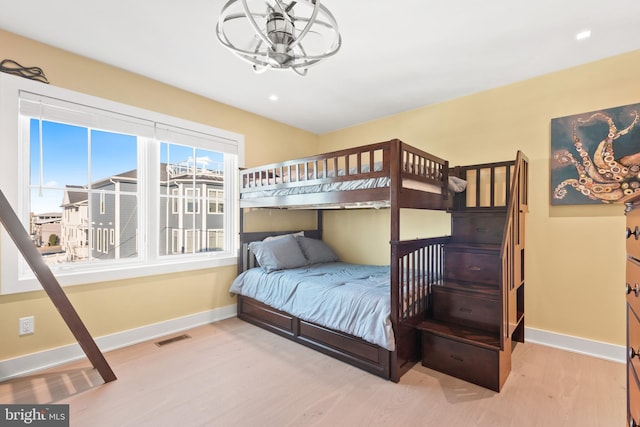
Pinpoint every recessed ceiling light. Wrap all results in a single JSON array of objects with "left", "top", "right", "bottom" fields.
[
  {"left": 269, "top": 94, "right": 278, "bottom": 101},
  {"left": 576, "top": 30, "right": 591, "bottom": 41}
]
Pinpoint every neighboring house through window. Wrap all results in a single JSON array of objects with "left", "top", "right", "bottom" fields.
[{"left": 0, "top": 73, "right": 243, "bottom": 294}]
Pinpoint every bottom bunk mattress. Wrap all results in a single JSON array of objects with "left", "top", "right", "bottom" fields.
[{"left": 229, "top": 262, "right": 396, "bottom": 351}]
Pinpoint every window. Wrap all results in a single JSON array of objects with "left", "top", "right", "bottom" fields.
[
  {"left": 171, "top": 188, "right": 180, "bottom": 214},
  {"left": 171, "top": 229, "right": 180, "bottom": 254},
  {"left": 184, "top": 188, "right": 200, "bottom": 214},
  {"left": 184, "top": 229, "right": 202, "bottom": 253},
  {"left": 96, "top": 228, "right": 102, "bottom": 253},
  {"left": 208, "top": 189, "right": 224, "bottom": 214},
  {"left": 0, "top": 73, "right": 243, "bottom": 294},
  {"left": 207, "top": 229, "right": 224, "bottom": 251},
  {"left": 103, "top": 229, "right": 109, "bottom": 254},
  {"left": 99, "top": 191, "right": 106, "bottom": 214}
]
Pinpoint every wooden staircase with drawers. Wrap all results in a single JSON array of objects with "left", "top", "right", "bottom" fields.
[{"left": 417, "top": 152, "right": 528, "bottom": 392}]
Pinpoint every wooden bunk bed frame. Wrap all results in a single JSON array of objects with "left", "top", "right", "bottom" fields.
[{"left": 236, "top": 139, "right": 453, "bottom": 382}]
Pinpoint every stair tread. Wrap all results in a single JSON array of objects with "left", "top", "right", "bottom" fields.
[
  {"left": 451, "top": 209, "right": 507, "bottom": 214},
  {"left": 452, "top": 207, "right": 508, "bottom": 213},
  {"left": 417, "top": 319, "right": 501, "bottom": 350},
  {"left": 434, "top": 281, "right": 500, "bottom": 297},
  {"left": 446, "top": 242, "right": 501, "bottom": 251}
]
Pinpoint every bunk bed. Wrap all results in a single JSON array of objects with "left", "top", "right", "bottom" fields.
[{"left": 232, "top": 138, "right": 465, "bottom": 382}]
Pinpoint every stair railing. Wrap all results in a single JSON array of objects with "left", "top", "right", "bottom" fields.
[
  {"left": 450, "top": 152, "right": 528, "bottom": 351},
  {"left": 452, "top": 159, "right": 516, "bottom": 211},
  {"left": 499, "top": 151, "right": 528, "bottom": 350}
]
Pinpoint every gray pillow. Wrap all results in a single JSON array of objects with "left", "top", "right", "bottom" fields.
[
  {"left": 263, "top": 231, "right": 304, "bottom": 242},
  {"left": 248, "top": 235, "right": 308, "bottom": 273},
  {"left": 296, "top": 236, "right": 339, "bottom": 264}
]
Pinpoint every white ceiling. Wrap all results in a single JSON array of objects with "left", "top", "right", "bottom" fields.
[{"left": 1, "top": 0, "right": 639, "bottom": 134}]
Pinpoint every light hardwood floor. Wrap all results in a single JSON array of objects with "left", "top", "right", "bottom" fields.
[{"left": 0, "top": 318, "right": 626, "bottom": 427}]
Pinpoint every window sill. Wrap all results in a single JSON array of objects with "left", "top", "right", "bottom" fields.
[{"left": 2, "top": 254, "right": 237, "bottom": 295}]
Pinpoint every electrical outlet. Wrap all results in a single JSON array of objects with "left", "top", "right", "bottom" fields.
[{"left": 19, "top": 316, "right": 34, "bottom": 335}]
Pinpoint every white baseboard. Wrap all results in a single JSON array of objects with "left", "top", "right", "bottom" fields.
[
  {"left": 0, "top": 315, "right": 624, "bottom": 382},
  {"left": 525, "top": 326, "right": 626, "bottom": 364},
  {"left": 0, "top": 304, "right": 237, "bottom": 382}
]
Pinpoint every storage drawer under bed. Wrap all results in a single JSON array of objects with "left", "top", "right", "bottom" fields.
[
  {"left": 237, "top": 295, "right": 391, "bottom": 378},
  {"left": 238, "top": 296, "right": 296, "bottom": 337}
]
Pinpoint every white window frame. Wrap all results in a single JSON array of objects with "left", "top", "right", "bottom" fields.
[
  {"left": 171, "top": 188, "right": 180, "bottom": 214},
  {"left": 207, "top": 228, "right": 224, "bottom": 250},
  {"left": 99, "top": 191, "right": 106, "bottom": 214},
  {"left": 184, "top": 188, "right": 200, "bottom": 214},
  {"left": 184, "top": 228, "right": 202, "bottom": 254},
  {"left": 171, "top": 229, "right": 180, "bottom": 254},
  {"left": 0, "top": 73, "right": 244, "bottom": 294},
  {"left": 208, "top": 189, "right": 224, "bottom": 214},
  {"left": 96, "top": 227, "right": 102, "bottom": 253},
  {"left": 103, "top": 229, "right": 109, "bottom": 253}
]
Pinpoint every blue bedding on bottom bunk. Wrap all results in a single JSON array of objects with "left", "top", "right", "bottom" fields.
[{"left": 229, "top": 262, "right": 396, "bottom": 351}]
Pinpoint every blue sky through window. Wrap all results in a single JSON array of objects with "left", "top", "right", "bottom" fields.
[
  {"left": 29, "top": 119, "right": 225, "bottom": 214},
  {"left": 29, "top": 119, "right": 137, "bottom": 213}
]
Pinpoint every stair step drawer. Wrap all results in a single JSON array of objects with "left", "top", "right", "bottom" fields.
[
  {"left": 452, "top": 212, "right": 506, "bottom": 245},
  {"left": 432, "top": 288, "right": 500, "bottom": 333},
  {"left": 422, "top": 332, "right": 500, "bottom": 391},
  {"left": 445, "top": 250, "right": 500, "bottom": 284}
]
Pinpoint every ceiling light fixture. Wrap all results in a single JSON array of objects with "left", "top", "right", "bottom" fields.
[
  {"left": 576, "top": 29, "right": 591, "bottom": 40},
  {"left": 216, "top": 0, "right": 341, "bottom": 76}
]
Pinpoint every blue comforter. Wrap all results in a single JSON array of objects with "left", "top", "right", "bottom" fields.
[{"left": 229, "top": 262, "right": 395, "bottom": 350}]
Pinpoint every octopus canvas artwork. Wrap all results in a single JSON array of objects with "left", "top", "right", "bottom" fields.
[{"left": 551, "top": 103, "right": 640, "bottom": 205}]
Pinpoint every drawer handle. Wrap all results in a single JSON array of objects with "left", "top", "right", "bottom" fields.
[
  {"left": 450, "top": 354, "right": 464, "bottom": 363},
  {"left": 629, "top": 346, "right": 640, "bottom": 360},
  {"left": 627, "top": 226, "right": 640, "bottom": 240},
  {"left": 626, "top": 283, "right": 640, "bottom": 297},
  {"left": 459, "top": 308, "right": 473, "bottom": 313},
  {"left": 468, "top": 266, "right": 482, "bottom": 271}
]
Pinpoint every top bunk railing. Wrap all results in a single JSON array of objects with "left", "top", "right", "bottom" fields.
[
  {"left": 241, "top": 141, "right": 390, "bottom": 191},
  {"left": 396, "top": 142, "right": 449, "bottom": 199},
  {"left": 239, "top": 139, "right": 448, "bottom": 196}
]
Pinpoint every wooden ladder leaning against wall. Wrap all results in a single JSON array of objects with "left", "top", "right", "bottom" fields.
[
  {"left": 0, "top": 190, "right": 116, "bottom": 384},
  {"left": 417, "top": 152, "right": 529, "bottom": 392}
]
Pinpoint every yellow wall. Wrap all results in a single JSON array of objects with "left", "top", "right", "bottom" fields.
[
  {"left": 320, "top": 50, "right": 640, "bottom": 346},
  {"left": 0, "top": 30, "right": 317, "bottom": 361}
]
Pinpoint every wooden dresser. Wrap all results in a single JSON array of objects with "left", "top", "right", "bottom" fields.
[{"left": 625, "top": 195, "right": 640, "bottom": 426}]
